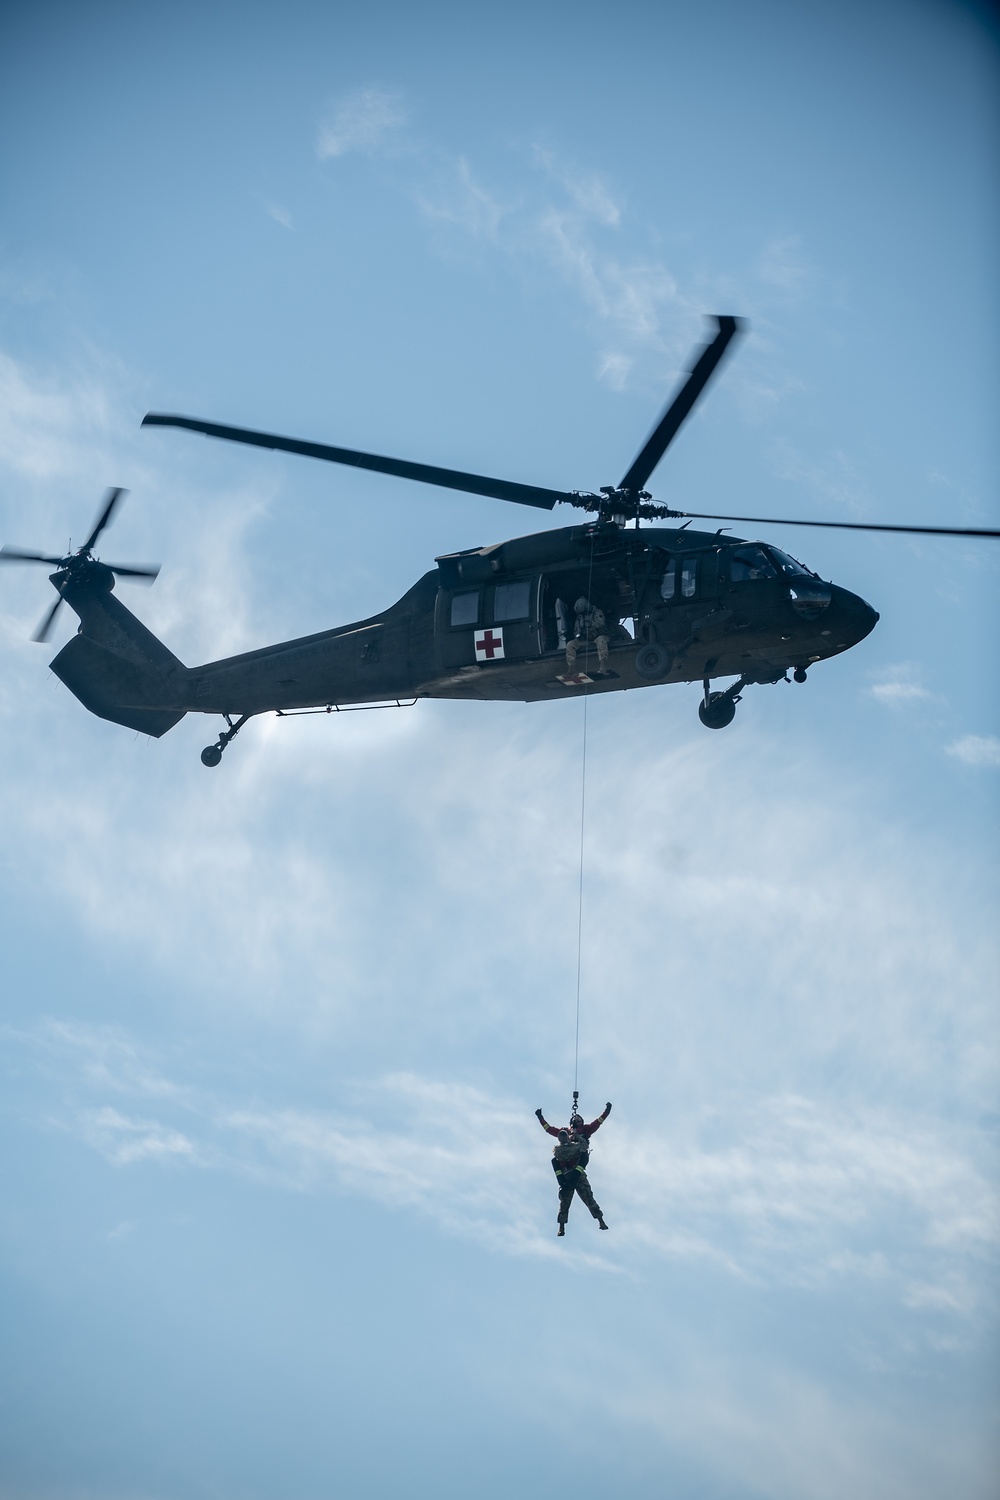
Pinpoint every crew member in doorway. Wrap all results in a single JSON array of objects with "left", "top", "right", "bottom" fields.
[
  {"left": 566, "top": 597, "right": 609, "bottom": 676},
  {"left": 536, "top": 1102, "right": 611, "bottom": 1236}
]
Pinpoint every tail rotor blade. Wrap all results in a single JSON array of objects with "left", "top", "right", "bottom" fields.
[
  {"left": 0, "top": 546, "right": 65, "bottom": 565},
  {"left": 32, "top": 593, "right": 65, "bottom": 643},
  {"left": 108, "top": 563, "right": 160, "bottom": 580},
  {"left": 83, "top": 487, "right": 127, "bottom": 552}
]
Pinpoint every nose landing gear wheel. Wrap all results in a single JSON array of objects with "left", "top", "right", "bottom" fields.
[{"left": 698, "top": 692, "right": 737, "bottom": 729}]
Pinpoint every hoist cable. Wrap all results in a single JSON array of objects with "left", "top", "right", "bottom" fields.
[
  {"left": 572, "top": 688, "right": 588, "bottom": 1096},
  {"left": 571, "top": 535, "right": 598, "bottom": 1104}
]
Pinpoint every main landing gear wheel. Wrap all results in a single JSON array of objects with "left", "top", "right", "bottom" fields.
[
  {"left": 698, "top": 675, "right": 749, "bottom": 729},
  {"left": 635, "top": 642, "right": 672, "bottom": 680},
  {"left": 200, "top": 745, "right": 223, "bottom": 767},
  {"left": 699, "top": 692, "right": 737, "bottom": 729}
]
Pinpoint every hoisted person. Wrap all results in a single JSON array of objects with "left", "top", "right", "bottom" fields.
[
  {"left": 536, "top": 1102, "right": 611, "bottom": 1237},
  {"left": 565, "top": 597, "right": 609, "bottom": 677}
]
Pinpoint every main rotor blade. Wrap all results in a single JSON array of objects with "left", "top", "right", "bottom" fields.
[
  {"left": 143, "top": 414, "right": 573, "bottom": 512},
  {"left": 619, "top": 315, "right": 745, "bottom": 495},
  {"left": 83, "top": 487, "right": 127, "bottom": 552},
  {"left": 107, "top": 563, "right": 160, "bottom": 579},
  {"left": 32, "top": 593, "right": 65, "bottom": 643},
  {"left": 0, "top": 546, "right": 64, "bottom": 565},
  {"left": 674, "top": 510, "right": 1000, "bottom": 539}
]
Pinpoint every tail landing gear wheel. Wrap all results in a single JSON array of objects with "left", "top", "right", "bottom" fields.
[
  {"left": 635, "top": 643, "right": 672, "bottom": 680},
  {"left": 699, "top": 692, "right": 737, "bottom": 729},
  {"left": 199, "top": 712, "right": 250, "bottom": 766},
  {"left": 793, "top": 666, "right": 808, "bottom": 683}
]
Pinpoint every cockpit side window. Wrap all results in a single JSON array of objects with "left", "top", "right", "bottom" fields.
[
  {"left": 730, "top": 546, "right": 777, "bottom": 582},
  {"left": 661, "top": 556, "right": 698, "bottom": 598}
]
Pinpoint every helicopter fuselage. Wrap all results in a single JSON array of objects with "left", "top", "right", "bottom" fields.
[{"left": 169, "top": 521, "right": 878, "bottom": 717}]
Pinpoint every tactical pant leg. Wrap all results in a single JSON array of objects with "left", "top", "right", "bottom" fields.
[
  {"left": 557, "top": 1180, "right": 576, "bottom": 1225},
  {"left": 572, "top": 1169, "right": 604, "bottom": 1221},
  {"left": 565, "top": 639, "right": 578, "bottom": 672},
  {"left": 596, "top": 634, "right": 609, "bottom": 673}
]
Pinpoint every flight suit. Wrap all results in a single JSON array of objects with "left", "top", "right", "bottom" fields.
[
  {"left": 552, "top": 1138, "right": 605, "bottom": 1227},
  {"left": 566, "top": 602, "right": 609, "bottom": 676},
  {"left": 536, "top": 1105, "right": 611, "bottom": 1231}
]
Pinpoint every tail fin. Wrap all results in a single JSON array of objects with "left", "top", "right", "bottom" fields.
[{"left": 49, "top": 575, "right": 187, "bottom": 738}]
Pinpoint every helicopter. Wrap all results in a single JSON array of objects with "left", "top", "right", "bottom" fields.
[{"left": 3, "top": 316, "right": 997, "bottom": 766}]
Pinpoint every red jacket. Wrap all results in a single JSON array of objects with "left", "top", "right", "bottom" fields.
[{"left": 537, "top": 1104, "right": 611, "bottom": 1139}]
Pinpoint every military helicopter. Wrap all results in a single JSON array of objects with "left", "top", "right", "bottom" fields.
[{"left": 3, "top": 317, "right": 996, "bottom": 766}]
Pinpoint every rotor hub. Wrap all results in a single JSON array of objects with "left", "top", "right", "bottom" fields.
[{"left": 567, "top": 486, "right": 681, "bottom": 524}]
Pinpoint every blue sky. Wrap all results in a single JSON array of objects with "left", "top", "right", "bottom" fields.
[{"left": 1, "top": 2, "right": 998, "bottom": 1497}]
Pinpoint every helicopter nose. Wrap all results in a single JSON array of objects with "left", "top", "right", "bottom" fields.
[{"left": 832, "top": 585, "right": 879, "bottom": 643}]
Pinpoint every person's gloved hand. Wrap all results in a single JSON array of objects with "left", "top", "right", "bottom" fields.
[
  {"left": 535, "top": 1108, "right": 544, "bottom": 1120},
  {"left": 605, "top": 1102, "right": 612, "bottom": 1112}
]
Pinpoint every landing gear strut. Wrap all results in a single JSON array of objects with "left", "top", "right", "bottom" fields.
[
  {"left": 201, "top": 713, "right": 250, "bottom": 767},
  {"left": 698, "top": 675, "right": 749, "bottom": 730}
]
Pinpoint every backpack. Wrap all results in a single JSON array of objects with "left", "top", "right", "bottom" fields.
[{"left": 553, "top": 1137, "right": 586, "bottom": 1172}]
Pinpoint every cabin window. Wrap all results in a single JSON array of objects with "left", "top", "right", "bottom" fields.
[
  {"left": 730, "top": 546, "right": 777, "bottom": 582},
  {"left": 493, "top": 580, "right": 531, "bottom": 622},
  {"left": 660, "top": 559, "right": 676, "bottom": 600},
  {"left": 450, "top": 590, "right": 479, "bottom": 627},
  {"left": 681, "top": 558, "right": 697, "bottom": 598}
]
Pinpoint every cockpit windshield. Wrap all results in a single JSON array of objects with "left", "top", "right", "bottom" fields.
[
  {"left": 729, "top": 545, "right": 777, "bottom": 582},
  {"left": 768, "top": 547, "right": 817, "bottom": 579}
]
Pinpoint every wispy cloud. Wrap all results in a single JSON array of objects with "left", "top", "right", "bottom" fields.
[
  {"left": 20, "top": 1024, "right": 999, "bottom": 1303},
  {"left": 532, "top": 145, "right": 622, "bottom": 227},
  {"left": 411, "top": 155, "right": 509, "bottom": 239},
  {"left": 265, "top": 201, "right": 294, "bottom": 230},
  {"left": 316, "top": 87, "right": 408, "bottom": 161},
  {"left": 79, "top": 1105, "right": 199, "bottom": 1166},
  {"left": 946, "top": 734, "right": 1000, "bottom": 768},
  {"left": 867, "top": 663, "right": 933, "bottom": 706},
  {"left": 304, "top": 101, "right": 832, "bottom": 417},
  {"left": 754, "top": 234, "right": 814, "bottom": 303}
]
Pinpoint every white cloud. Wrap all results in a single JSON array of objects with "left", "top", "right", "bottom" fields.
[
  {"left": 21, "top": 1025, "right": 999, "bottom": 1304},
  {"left": 946, "top": 734, "right": 1000, "bottom": 768},
  {"left": 867, "top": 663, "right": 933, "bottom": 706},
  {"left": 79, "top": 1105, "right": 198, "bottom": 1166},
  {"left": 316, "top": 87, "right": 408, "bottom": 160},
  {"left": 532, "top": 145, "right": 622, "bottom": 227},
  {"left": 265, "top": 201, "right": 293, "bottom": 230},
  {"left": 412, "top": 156, "right": 508, "bottom": 239}
]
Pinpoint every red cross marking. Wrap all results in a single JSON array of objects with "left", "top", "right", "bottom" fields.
[{"left": 476, "top": 630, "right": 503, "bottom": 659}]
